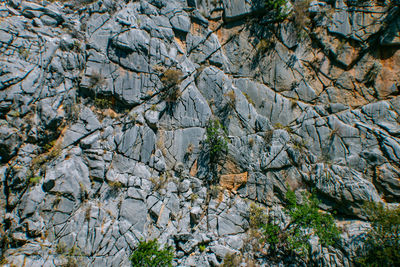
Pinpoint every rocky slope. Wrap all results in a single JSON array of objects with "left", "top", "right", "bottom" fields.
[{"left": 0, "top": 0, "right": 399, "bottom": 266}]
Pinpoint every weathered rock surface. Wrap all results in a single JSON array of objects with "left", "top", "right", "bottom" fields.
[{"left": 0, "top": 0, "right": 399, "bottom": 266}]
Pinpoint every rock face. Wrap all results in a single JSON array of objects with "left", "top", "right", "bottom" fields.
[{"left": 0, "top": 0, "right": 399, "bottom": 266}]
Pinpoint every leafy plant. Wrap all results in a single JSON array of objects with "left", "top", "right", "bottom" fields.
[
  {"left": 199, "top": 244, "right": 206, "bottom": 252},
  {"left": 64, "top": 245, "right": 84, "bottom": 267},
  {"left": 149, "top": 174, "right": 168, "bottom": 192},
  {"left": 205, "top": 119, "right": 228, "bottom": 164},
  {"left": 130, "top": 239, "right": 174, "bottom": 267},
  {"left": 94, "top": 96, "right": 114, "bottom": 109},
  {"left": 249, "top": 202, "right": 267, "bottom": 230},
  {"left": 265, "top": 0, "right": 290, "bottom": 20},
  {"left": 356, "top": 202, "right": 400, "bottom": 267},
  {"left": 285, "top": 190, "right": 340, "bottom": 247},
  {"left": 30, "top": 144, "right": 62, "bottom": 172},
  {"left": 29, "top": 176, "right": 41, "bottom": 185},
  {"left": 7, "top": 110, "right": 20, "bottom": 117},
  {"left": 250, "top": 190, "right": 340, "bottom": 262},
  {"left": 43, "top": 140, "right": 57, "bottom": 152}
]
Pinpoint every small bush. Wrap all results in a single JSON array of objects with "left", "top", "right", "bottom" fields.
[
  {"left": 190, "top": 193, "right": 198, "bottom": 202},
  {"left": 292, "top": 0, "right": 311, "bottom": 30},
  {"left": 56, "top": 241, "right": 67, "bottom": 254},
  {"left": 249, "top": 190, "right": 340, "bottom": 262},
  {"left": 265, "top": 0, "right": 290, "bottom": 20},
  {"left": 256, "top": 39, "right": 273, "bottom": 54},
  {"left": 89, "top": 71, "right": 105, "bottom": 89},
  {"left": 356, "top": 202, "right": 400, "bottom": 267},
  {"left": 149, "top": 174, "right": 168, "bottom": 192},
  {"left": 108, "top": 180, "right": 123, "bottom": 190},
  {"left": 221, "top": 253, "right": 242, "bottom": 267},
  {"left": 17, "top": 47, "right": 30, "bottom": 60},
  {"left": 249, "top": 202, "right": 267, "bottom": 230},
  {"left": 130, "top": 239, "right": 174, "bottom": 267},
  {"left": 30, "top": 144, "right": 61, "bottom": 172},
  {"left": 285, "top": 190, "right": 340, "bottom": 247},
  {"left": 264, "top": 130, "right": 274, "bottom": 145},
  {"left": 161, "top": 69, "right": 182, "bottom": 86},
  {"left": 199, "top": 244, "right": 206, "bottom": 252},
  {"left": 161, "top": 69, "right": 183, "bottom": 102},
  {"left": 7, "top": 110, "right": 20, "bottom": 117},
  {"left": 43, "top": 140, "right": 57, "bottom": 152},
  {"left": 94, "top": 96, "right": 113, "bottom": 109},
  {"left": 205, "top": 119, "right": 229, "bottom": 164},
  {"left": 29, "top": 176, "right": 41, "bottom": 185},
  {"left": 209, "top": 185, "right": 220, "bottom": 199}
]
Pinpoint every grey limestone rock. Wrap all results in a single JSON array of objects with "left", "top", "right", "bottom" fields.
[
  {"left": 306, "top": 163, "right": 381, "bottom": 215},
  {"left": 222, "top": 0, "right": 265, "bottom": 21},
  {"left": 0, "top": 123, "right": 21, "bottom": 163},
  {"left": 381, "top": 15, "right": 400, "bottom": 46},
  {"left": 43, "top": 154, "right": 91, "bottom": 201},
  {"left": 120, "top": 198, "right": 147, "bottom": 232},
  {"left": 2, "top": 0, "right": 400, "bottom": 266},
  {"left": 117, "top": 125, "right": 156, "bottom": 164}
]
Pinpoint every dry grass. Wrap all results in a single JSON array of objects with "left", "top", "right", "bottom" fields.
[
  {"left": 161, "top": 69, "right": 183, "bottom": 88},
  {"left": 243, "top": 92, "right": 255, "bottom": 106},
  {"left": 290, "top": 0, "right": 313, "bottom": 34},
  {"left": 224, "top": 90, "right": 236, "bottom": 108},
  {"left": 89, "top": 71, "right": 105, "bottom": 89}
]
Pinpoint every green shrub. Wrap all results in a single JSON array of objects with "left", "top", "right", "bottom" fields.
[
  {"left": 285, "top": 190, "right": 340, "bottom": 247},
  {"left": 251, "top": 190, "right": 340, "bottom": 262},
  {"left": 265, "top": 0, "right": 290, "bottom": 20},
  {"left": 130, "top": 239, "right": 174, "bottom": 267},
  {"left": 29, "top": 176, "right": 41, "bottom": 185},
  {"left": 43, "top": 140, "right": 57, "bottom": 152},
  {"left": 357, "top": 202, "right": 400, "bottom": 267},
  {"left": 94, "top": 96, "right": 113, "bottom": 109},
  {"left": 205, "top": 119, "right": 228, "bottom": 164},
  {"left": 199, "top": 244, "right": 206, "bottom": 252},
  {"left": 249, "top": 202, "right": 267, "bottom": 230}
]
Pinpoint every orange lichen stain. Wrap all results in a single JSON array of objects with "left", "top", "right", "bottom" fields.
[
  {"left": 57, "top": 104, "right": 64, "bottom": 115},
  {"left": 103, "top": 108, "right": 118, "bottom": 119},
  {"left": 208, "top": 20, "right": 221, "bottom": 32},
  {"left": 190, "top": 160, "right": 198, "bottom": 177},
  {"left": 218, "top": 189, "right": 225, "bottom": 203},
  {"left": 219, "top": 172, "right": 248, "bottom": 193},
  {"left": 190, "top": 22, "right": 203, "bottom": 36},
  {"left": 374, "top": 48, "right": 400, "bottom": 98}
]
